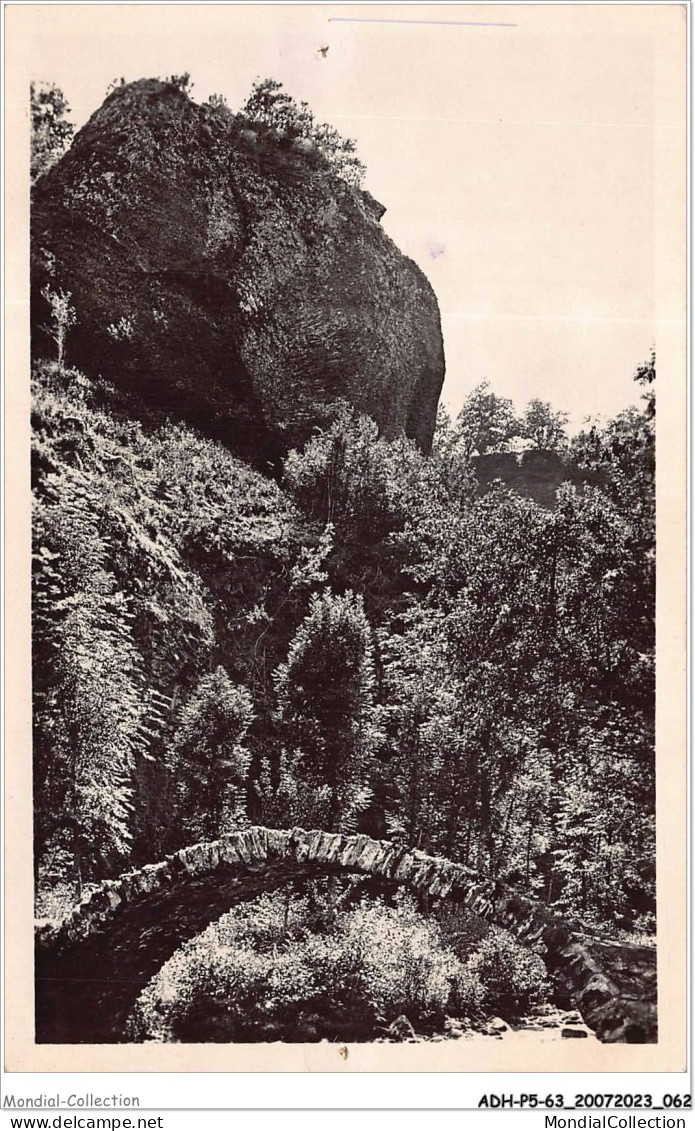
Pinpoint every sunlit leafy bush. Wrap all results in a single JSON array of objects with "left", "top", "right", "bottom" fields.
[
  {"left": 460, "top": 927, "right": 549, "bottom": 1017},
  {"left": 241, "top": 79, "right": 366, "bottom": 187},
  {"left": 130, "top": 892, "right": 462, "bottom": 1042}
]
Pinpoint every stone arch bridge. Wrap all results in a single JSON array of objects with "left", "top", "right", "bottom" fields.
[{"left": 35, "top": 827, "right": 657, "bottom": 1044}]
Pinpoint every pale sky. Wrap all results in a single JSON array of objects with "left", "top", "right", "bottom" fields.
[{"left": 18, "top": 3, "right": 686, "bottom": 427}]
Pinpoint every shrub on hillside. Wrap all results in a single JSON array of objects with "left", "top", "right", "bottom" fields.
[
  {"left": 321, "top": 898, "right": 461, "bottom": 1030},
  {"left": 460, "top": 927, "right": 550, "bottom": 1017},
  {"left": 129, "top": 892, "right": 461, "bottom": 1042},
  {"left": 240, "top": 79, "right": 366, "bottom": 187}
]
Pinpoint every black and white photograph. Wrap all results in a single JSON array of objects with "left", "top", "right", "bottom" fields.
[{"left": 4, "top": 1, "right": 687, "bottom": 1072}]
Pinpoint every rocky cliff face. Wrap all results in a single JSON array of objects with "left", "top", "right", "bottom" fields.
[{"left": 31, "top": 79, "right": 444, "bottom": 462}]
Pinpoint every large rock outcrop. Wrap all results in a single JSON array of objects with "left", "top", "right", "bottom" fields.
[{"left": 31, "top": 79, "right": 444, "bottom": 463}]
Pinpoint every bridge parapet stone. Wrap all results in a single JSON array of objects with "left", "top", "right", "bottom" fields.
[
  {"left": 313, "top": 830, "right": 344, "bottom": 863},
  {"left": 304, "top": 829, "right": 328, "bottom": 860},
  {"left": 339, "top": 834, "right": 372, "bottom": 869},
  {"left": 193, "top": 844, "right": 214, "bottom": 872},
  {"left": 393, "top": 851, "right": 418, "bottom": 882},
  {"left": 265, "top": 828, "right": 291, "bottom": 859},
  {"left": 427, "top": 862, "right": 458, "bottom": 897},
  {"left": 136, "top": 861, "right": 170, "bottom": 892},
  {"left": 229, "top": 830, "right": 256, "bottom": 864},
  {"left": 354, "top": 840, "right": 383, "bottom": 872},
  {"left": 410, "top": 853, "right": 441, "bottom": 890},
  {"left": 367, "top": 841, "right": 402, "bottom": 879},
  {"left": 252, "top": 827, "right": 275, "bottom": 860},
  {"left": 200, "top": 842, "right": 221, "bottom": 871},
  {"left": 173, "top": 848, "right": 202, "bottom": 876},
  {"left": 216, "top": 837, "right": 244, "bottom": 866},
  {"left": 288, "top": 827, "right": 312, "bottom": 862}
]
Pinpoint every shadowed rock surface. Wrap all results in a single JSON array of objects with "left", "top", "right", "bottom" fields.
[
  {"left": 31, "top": 79, "right": 445, "bottom": 465},
  {"left": 35, "top": 827, "right": 657, "bottom": 1045},
  {"left": 472, "top": 451, "right": 608, "bottom": 509}
]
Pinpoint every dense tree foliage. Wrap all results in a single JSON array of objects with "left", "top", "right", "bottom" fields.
[
  {"left": 30, "top": 81, "right": 75, "bottom": 183},
  {"left": 453, "top": 382, "right": 571, "bottom": 457},
  {"left": 274, "top": 590, "right": 380, "bottom": 831},
  {"left": 167, "top": 667, "right": 253, "bottom": 844},
  {"left": 455, "top": 380, "right": 517, "bottom": 457},
  {"left": 520, "top": 399, "right": 569, "bottom": 451},
  {"left": 240, "top": 78, "right": 366, "bottom": 187}
]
